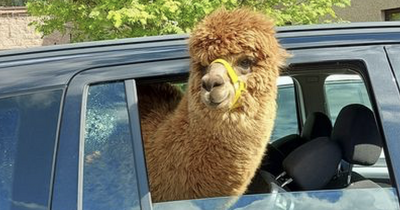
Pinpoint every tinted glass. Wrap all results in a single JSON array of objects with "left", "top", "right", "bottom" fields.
[
  {"left": 0, "top": 90, "right": 62, "bottom": 210},
  {"left": 83, "top": 82, "right": 140, "bottom": 210},
  {"left": 324, "top": 74, "right": 387, "bottom": 179},
  {"left": 271, "top": 76, "right": 298, "bottom": 141},
  {"left": 324, "top": 75, "right": 371, "bottom": 123},
  {"left": 154, "top": 187, "right": 400, "bottom": 210}
]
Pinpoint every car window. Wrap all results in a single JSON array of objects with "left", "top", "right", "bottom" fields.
[
  {"left": 154, "top": 187, "right": 400, "bottom": 210},
  {"left": 324, "top": 74, "right": 372, "bottom": 123},
  {"left": 324, "top": 74, "right": 387, "bottom": 180},
  {"left": 0, "top": 90, "right": 62, "bottom": 210},
  {"left": 271, "top": 76, "right": 298, "bottom": 141},
  {"left": 78, "top": 63, "right": 396, "bottom": 210},
  {"left": 82, "top": 82, "right": 140, "bottom": 210}
]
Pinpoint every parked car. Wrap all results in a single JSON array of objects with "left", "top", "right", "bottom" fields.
[{"left": 1, "top": 22, "right": 400, "bottom": 210}]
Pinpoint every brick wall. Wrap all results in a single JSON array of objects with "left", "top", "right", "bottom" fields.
[{"left": 0, "top": 7, "right": 70, "bottom": 51}]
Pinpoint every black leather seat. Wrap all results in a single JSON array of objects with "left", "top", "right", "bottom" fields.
[
  {"left": 248, "top": 112, "right": 333, "bottom": 193},
  {"left": 282, "top": 104, "right": 383, "bottom": 191},
  {"left": 282, "top": 137, "right": 342, "bottom": 191},
  {"left": 272, "top": 112, "right": 333, "bottom": 157},
  {"left": 261, "top": 112, "right": 332, "bottom": 175},
  {"left": 248, "top": 104, "right": 383, "bottom": 193},
  {"left": 328, "top": 104, "right": 383, "bottom": 189}
]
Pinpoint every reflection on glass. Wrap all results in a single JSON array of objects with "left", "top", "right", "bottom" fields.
[
  {"left": 324, "top": 74, "right": 371, "bottom": 123},
  {"left": 0, "top": 90, "right": 62, "bottom": 210},
  {"left": 83, "top": 82, "right": 140, "bottom": 210},
  {"left": 271, "top": 77, "right": 298, "bottom": 141},
  {"left": 388, "top": 12, "right": 400, "bottom": 21},
  {"left": 154, "top": 187, "right": 400, "bottom": 210}
]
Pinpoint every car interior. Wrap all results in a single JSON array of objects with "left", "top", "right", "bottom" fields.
[
  {"left": 246, "top": 61, "right": 391, "bottom": 194},
  {"left": 136, "top": 61, "right": 392, "bottom": 199}
]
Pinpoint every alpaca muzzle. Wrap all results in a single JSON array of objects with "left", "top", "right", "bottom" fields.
[{"left": 211, "top": 59, "right": 247, "bottom": 109}]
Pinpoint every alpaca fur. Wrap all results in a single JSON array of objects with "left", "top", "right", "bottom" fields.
[{"left": 138, "top": 8, "right": 288, "bottom": 202}]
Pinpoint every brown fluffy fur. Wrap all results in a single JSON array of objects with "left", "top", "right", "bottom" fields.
[{"left": 138, "top": 8, "right": 288, "bottom": 202}]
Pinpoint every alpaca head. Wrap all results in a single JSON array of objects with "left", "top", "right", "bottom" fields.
[{"left": 189, "top": 8, "right": 288, "bottom": 112}]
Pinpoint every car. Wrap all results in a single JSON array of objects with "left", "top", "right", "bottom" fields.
[{"left": 1, "top": 22, "right": 400, "bottom": 210}]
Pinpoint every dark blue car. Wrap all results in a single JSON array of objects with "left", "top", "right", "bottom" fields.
[{"left": 1, "top": 22, "right": 400, "bottom": 210}]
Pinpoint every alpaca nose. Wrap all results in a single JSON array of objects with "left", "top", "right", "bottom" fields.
[{"left": 202, "top": 75, "right": 225, "bottom": 92}]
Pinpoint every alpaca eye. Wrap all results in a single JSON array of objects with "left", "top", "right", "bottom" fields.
[{"left": 238, "top": 58, "right": 253, "bottom": 72}]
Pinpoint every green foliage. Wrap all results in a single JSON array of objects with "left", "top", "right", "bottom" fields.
[{"left": 27, "top": 0, "right": 350, "bottom": 42}]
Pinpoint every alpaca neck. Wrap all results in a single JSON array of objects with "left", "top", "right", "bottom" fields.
[{"left": 184, "top": 92, "right": 276, "bottom": 146}]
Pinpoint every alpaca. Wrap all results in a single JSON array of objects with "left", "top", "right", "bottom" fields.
[{"left": 138, "top": 8, "right": 288, "bottom": 203}]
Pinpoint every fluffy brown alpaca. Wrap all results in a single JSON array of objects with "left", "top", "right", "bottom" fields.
[{"left": 138, "top": 8, "right": 288, "bottom": 203}]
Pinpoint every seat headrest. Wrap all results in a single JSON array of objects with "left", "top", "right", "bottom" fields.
[
  {"left": 301, "top": 112, "right": 332, "bottom": 140},
  {"left": 331, "top": 104, "right": 382, "bottom": 166},
  {"left": 283, "top": 137, "right": 342, "bottom": 190}
]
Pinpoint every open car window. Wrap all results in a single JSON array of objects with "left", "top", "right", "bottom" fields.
[{"left": 78, "top": 58, "right": 398, "bottom": 210}]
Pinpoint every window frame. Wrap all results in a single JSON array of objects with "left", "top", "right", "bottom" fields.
[
  {"left": 384, "top": 8, "right": 400, "bottom": 21},
  {"left": 288, "top": 46, "right": 400, "bottom": 196}
]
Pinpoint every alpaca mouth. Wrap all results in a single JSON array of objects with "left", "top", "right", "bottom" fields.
[{"left": 204, "top": 91, "right": 230, "bottom": 108}]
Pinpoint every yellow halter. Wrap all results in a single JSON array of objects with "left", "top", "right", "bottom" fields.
[{"left": 211, "top": 59, "right": 247, "bottom": 109}]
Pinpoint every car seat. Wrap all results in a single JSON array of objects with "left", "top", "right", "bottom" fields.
[
  {"left": 327, "top": 104, "right": 383, "bottom": 189},
  {"left": 248, "top": 112, "right": 333, "bottom": 193},
  {"left": 282, "top": 104, "right": 383, "bottom": 190},
  {"left": 261, "top": 112, "right": 332, "bottom": 176}
]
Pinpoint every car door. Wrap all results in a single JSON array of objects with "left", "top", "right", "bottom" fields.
[
  {"left": 51, "top": 44, "right": 400, "bottom": 210},
  {"left": 287, "top": 45, "right": 400, "bottom": 191},
  {"left": 51, "top": 58, "right": 189, "bottom": 210}
]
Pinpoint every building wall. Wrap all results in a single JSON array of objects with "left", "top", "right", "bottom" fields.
[
  {"left": 335, "top": 0, "right": 400, "bottom": 22},
  {"left": 0, "top": 7, "right": 70, "bottom": 51}
]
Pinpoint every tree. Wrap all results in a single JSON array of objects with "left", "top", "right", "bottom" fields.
[{"left": 27, "top": 0, "right": 350, "bottom": 42}]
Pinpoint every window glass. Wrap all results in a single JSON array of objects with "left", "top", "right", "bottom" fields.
[
  {"left": 384, "top": 8, "right": 400, "bottom": 21},
  {"left": 0, "top": 90, "right": 62, "bottom": 210},
  {"left": 324, "top": 74, "right": 387, "bottom": 180},
  {"left": 154, "top": 187, "right": 400, "bottom": 210},
  {"left": 83, "top": 82, "right": 140, "bottom": 210},
  {"left": 271, "top": 76, "right": 298, "bottom": 141},
  {"left": 0, "top": 0, "right": 27, "bottom": 6},
  {"left": 324, "top": 74, "right": 371, "bottom": 123}
]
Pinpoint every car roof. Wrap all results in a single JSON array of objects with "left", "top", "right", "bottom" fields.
[{"left": 1, "top": 22, "right": 400, "bottom": 96}]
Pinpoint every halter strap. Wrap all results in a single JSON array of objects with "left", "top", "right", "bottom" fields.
[{"left": 211, "top": 59, "right": 246, "bottom": 109}]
